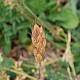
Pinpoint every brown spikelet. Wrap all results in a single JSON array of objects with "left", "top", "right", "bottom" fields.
[
  {"left": 32, "top": 24, "right": 46, "bottom": 63},
  {"left": 32, "top": 24, "right": 40, "bottom": 47}
]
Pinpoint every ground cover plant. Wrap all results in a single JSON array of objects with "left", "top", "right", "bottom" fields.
[{"left": 0, "top": 0, "right": 80, "bottom": 80}]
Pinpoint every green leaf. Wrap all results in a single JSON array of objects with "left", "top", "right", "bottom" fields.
[
  {"left": 0, "top": 58, "right": 14, "bottom": 70},
  {"left": 61, "top": 8, "right": 79, "bottom": 29},
  {"left": 26, "top": 0, "right": 47, "bottom": 14},
  {"left": 3, "top": 43, "right": 11, "bottom": 54},
  {"left": 46, "top": 32, "right": 53, "bottom": 41},
  {"left": 4, "top": 34, "right": 11, "bottom": 44},
  {"left": 70, "top": 0, "right": 78, "bottom": 13},
  {"left": 48, "top": 7, "right": 79, "bottom": 29},
  {"left": 19, "top": 29, "right": 28, "bottom": 43}
]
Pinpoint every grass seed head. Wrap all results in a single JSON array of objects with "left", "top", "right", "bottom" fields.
[{"left": 32, "top": 24, "right": 46, "bottom": 63}]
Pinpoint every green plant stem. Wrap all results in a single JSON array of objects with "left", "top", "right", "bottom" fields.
[
  {"left": 68, "top": 31, "right": 77, "bottom": 80},
  {"left": 47, "top": 39, "right": 65, "bottom": 50},
  {"left": 67, "top": 66, "right": 73, "bottom": 80},
  {"left": 63, "top": 30, "right": 77, "bottom": 80},
  {"left": 15, "top": 4, "right": 34, "bottom": 24},
  {"left": 22, "top": 57, "right": 61, "bottom": 69},
  {"left": 44, "top": 57, "right": 61, "bottom": 67},
  {"left": 22, "top": 63, "right": 38, "bottom": 68},
  {"left": 5, "top": 68, "right": 37, "bottom": 80}
]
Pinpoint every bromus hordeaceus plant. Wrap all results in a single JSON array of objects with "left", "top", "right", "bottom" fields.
[{"left": 32, "top": 24, "right": 46, "bottom": 80}]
